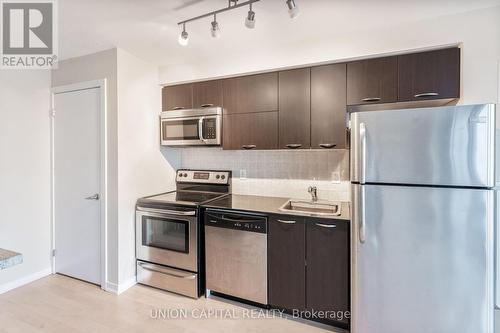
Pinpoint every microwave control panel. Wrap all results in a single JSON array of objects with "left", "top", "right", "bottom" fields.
[{"left": 204, "top": 118, "right": 217, "bottom": 139}]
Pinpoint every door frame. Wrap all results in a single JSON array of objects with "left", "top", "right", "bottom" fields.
[{"left": 50, "top": 79, "right": 107, "bottom": 289}]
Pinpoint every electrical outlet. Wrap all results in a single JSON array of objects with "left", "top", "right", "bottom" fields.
[
  {"left": 331, "top": 171, "right": 341, "bottom": 184},
  {"left": 240, "top": 169, "right": 247, "bottom": 180}
]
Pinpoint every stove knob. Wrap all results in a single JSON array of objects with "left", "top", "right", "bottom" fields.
[
  {"left": 178, "top": 173, "right": 183, "bottom": 177},
  {"left": 183, "top": 173, "right": 188, "bottom": 177},
  {"left": 221, "top": 175, "right": 226, "bottom": 180},
  {"left": 216, "top": 175, "right": 220, "bottom": 179}
]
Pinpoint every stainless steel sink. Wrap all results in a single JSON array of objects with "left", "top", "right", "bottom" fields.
[{"left": 279, "top": 200, "right": 342, "bottom": 217}]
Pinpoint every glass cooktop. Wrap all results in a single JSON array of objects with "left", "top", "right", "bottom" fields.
[{"left": 142, "top": 191, "right": 227, "bottom": 206}]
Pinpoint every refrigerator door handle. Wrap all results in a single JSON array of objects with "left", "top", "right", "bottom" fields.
[
  {"left": 360, "top": 122, "right": 367, "bottom": 184},
  {"left": 359, "top": 185, "right": 366, "bottom": 243}
]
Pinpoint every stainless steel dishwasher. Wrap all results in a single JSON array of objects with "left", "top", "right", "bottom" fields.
[{"left": 204, "top": 209, "right": 268, "bottom": 305}]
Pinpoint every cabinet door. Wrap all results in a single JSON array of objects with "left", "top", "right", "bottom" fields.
[
  {"left": 279, "top": 68, "right": 311, "bottom": 149},
  {"left": 311, "top": 64, "right": 347, "bottom": 149},
  {"left": 268, "top": 215, "right": 306, "bottom": 310},
  {"left": 222, "top": 112, "right": 278, "bottom": 150},
  {"left": 162, "top": 84, "right": 193, "bottom": 111},
  {"left": 347, "top": 56, "right": 398, "bottom": 105},
  {"left": 193, "top": 80, "right": 222, "bottom": 108},
  {"left": 222, "top": 73, "right": 278, "bottom": 114},
  {"left": 398, "top": 48, "right": 460, "bottom": 101},
  {"left": 306, "top": 218, "right": 350, "bottom": 325}
]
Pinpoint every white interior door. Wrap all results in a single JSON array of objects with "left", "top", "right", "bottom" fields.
[{"left": 54, "top": 87, "right": 101, "bottom": 285}]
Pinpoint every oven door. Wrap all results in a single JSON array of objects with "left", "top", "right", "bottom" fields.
[
  {"left": 160, "top": 116, "right": 221, "bottom": 146},
  {"left": 136, "top": 207, "right": 198, "bottom": 272}
]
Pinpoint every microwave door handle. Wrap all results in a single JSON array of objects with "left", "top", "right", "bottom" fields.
[{"left": 198, "top": 117, "right": 206, "bottom": 142}]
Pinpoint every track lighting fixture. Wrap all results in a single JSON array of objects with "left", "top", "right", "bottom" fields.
[
  {"left": 211, "top": 14, "right": 221, "bottom": 38},
  {"left": 176, "top": 0, "right": 301, "bottom": 45},
  {"left": 178, "top": 23, "right": 189, "bottom": 46},
  {"left": 245, "top": 3, "right": 256, "bottom": 29},
  {"left": 286, "top": 0, "right": 300, "bottom": 19}
]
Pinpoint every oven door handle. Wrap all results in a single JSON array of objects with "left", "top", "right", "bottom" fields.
[
  {"left": 137, "top": 206, "right": 196, "bottom": 216},
  {"left": 138, "top": 262, "right": 197, "bottom": 280}
]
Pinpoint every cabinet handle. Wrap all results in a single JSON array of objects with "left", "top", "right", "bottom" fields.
[
  {"left": 361, "top": 97, "right": 381, "bottom": 102},
  {"left": 414, "top": 92, "right": 439, "bottom": 98},
  {"left": 315, "top": 223, "right": 337, "bottom": 228},
  {"left": 319, "top": 143, "right": 336, "bottom": 149},
  {"left": 242, "top": 145, "right": 257, "bottom": 150},
  {"left": 201, "top": 103, "right": 214, "bottom": 108},
  {"left": 277, "top": 219, "right": 296, "bottom": 224},
  {"left": 173, "top": 106, "right": 184, "bottom": 110},
  {"left": 285, "top": 144, "right": 302, "bottom": 149}
]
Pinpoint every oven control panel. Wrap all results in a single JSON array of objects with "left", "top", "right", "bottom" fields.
[{"left": 176, "top": 170, "right": 231, "bottom": 185}]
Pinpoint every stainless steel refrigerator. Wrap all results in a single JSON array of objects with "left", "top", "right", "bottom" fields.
[{"left": 350, "top": 104, "right": 497, "bottom": 333}]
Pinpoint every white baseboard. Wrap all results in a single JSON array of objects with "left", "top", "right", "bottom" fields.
[
  {"left": 0, "top": 267, "right": 52, "bottom": 294},
  {"left": 105, "top": 276, "right": 137, "bottom": 295}
]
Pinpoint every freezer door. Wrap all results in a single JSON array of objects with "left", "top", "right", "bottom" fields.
[
  {"left": 350, "top": 104, "right": 495, "bottom": 187},
  {"left": 351, "top": 184, "right": 494, "bottom": 333}
]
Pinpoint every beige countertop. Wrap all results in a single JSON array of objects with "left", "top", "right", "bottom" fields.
[
  {"left": 0, "top": 248, "right": 23, "bottom": 270},
  {"left": 203, "top": 194, "right": 350, "bottom": 220}
]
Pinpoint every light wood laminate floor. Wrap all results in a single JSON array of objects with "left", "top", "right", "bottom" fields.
[{"left": 0, "top": 274, "right": 344, "bottom": 333}]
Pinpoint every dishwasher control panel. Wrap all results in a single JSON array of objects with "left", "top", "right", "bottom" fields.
[{"left": 204, "top": 210, "right": 267, "bottom": 234}]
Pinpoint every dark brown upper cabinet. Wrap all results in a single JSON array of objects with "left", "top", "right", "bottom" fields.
[
  {"left": 268, "top": 215, "right": 306, "bottom": 311},
  {"left": 311, "top": 64, "right": 347, "bottom": 149},
  {"left": 162, "top": 84, "right": 193, "bottom": 111},
  {"left": 347, "top": 56, "right": 398, "bottom": 105},
  {"left": 193, "top": 80, "right": 223, "bottom": 108},
  {"left": 222, "top": 112, "right": 278, "bottom": 150},
  {"left": 279, "top": 68, "right": 311, "bottom": 149},
  {"left": 306, "top": 218, "right": 350, "bottom": 326},
  {"left": 222, "top": 73, "right": 278, "bottom": 114},
  {"left": 398, "top": 47, "right": 460, "bottom": 101}
]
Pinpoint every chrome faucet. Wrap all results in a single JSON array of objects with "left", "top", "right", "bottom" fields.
[{"left": 308, "top": 186, "right": 318, "bottom": 202}]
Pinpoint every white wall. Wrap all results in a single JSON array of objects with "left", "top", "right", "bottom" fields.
[
  {"left": 51, "top": 49, "right": 120, "bottom": 286},
  {"left": 159, "top": 6, "right": 500, "bottom": 105},
  {"left": 0, "top": 71, "right": 52, "bottom": 289},
  {"left": 116, "top": 49, "right": 179, "bottom": 286}
]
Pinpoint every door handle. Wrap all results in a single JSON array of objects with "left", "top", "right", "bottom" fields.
[
  {"left": 198, "top": 117, "right": 206, "bottom": 142},
  {"left": 285, "top": 144, "right": 302, "bottom": 149},
  {"left": 277, "top": 219, "right": 296, "bottom": 224},
  {"left": 361, "top": 97, "right": 381, "bottom": 102},
  {"left": 173, "top": 106, "right": 184, "bottom": 110},
  {"left": 315, "top": 223, "right": 337, "bottom": 228},
  {"left": 85, "top": 193, "right": 100, "bottom": 200},
  {"left": 242, "top": 145, "right": 256, "bottom": 150},
  {"left": 137, "top": 206, "right": 196, "bottom": 216},
  {"left": 414, "top": 92, "right": 439, "bottom": 98},
  {"left": 139, "top": 262, "right": 196, "bottom": 279},
  {"left": 359, "top": 122, "right": 366, "bottom": 184},
  {"left": 359, "top": 185, "right": 366, "bottom": 243},
  {"left": 319, "top": 143, "right": 336, "bottom": 149},
  {"left": 201, "top": 103, "right": 214, "bottom": 108}
]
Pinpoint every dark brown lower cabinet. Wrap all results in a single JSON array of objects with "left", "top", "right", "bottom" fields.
[
  {"left": 306, "top": 218, "right": 350, "bottom": 327},
  {"left": 268, "top": 215, "right": 306, "bottom": 311},
  {"left": 222, "top": 112, "right": 278, "bottom": 150},
  {"left": 268, "top": 215, "right": 350, "bottom": 328}
]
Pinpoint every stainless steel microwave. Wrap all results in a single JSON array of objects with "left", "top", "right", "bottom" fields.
[{"left": 160, "top": 107, "right": 222, "bottom": 146}]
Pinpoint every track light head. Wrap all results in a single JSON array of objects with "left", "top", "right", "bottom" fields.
[
  {"left": 245, "top": 4, "right": 256, "bottom": 29},
  {"left": 211, "top": 15, "right": 221, "bottom": 38},
  {"left": 286, "top": 0, "right": 300, "bottom": 19},
  {"left": 178, "top": 24, "right": 189, "bottom": 46}
]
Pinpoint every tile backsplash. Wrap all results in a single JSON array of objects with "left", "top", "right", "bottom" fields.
[{"left": 180, "top": 148, "right": 351, "bottom": 201}]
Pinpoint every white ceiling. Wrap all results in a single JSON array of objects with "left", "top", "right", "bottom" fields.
[{"left": 59, "top": 0, "right": 500, "bottom": 66}]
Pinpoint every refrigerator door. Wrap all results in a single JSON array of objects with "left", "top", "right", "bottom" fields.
[
  {"left": 351, "top": 184, "right": 494, "bottom": 333},
  {"left": 350, "top": 104, "right": 495, "bottom": 187}
]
